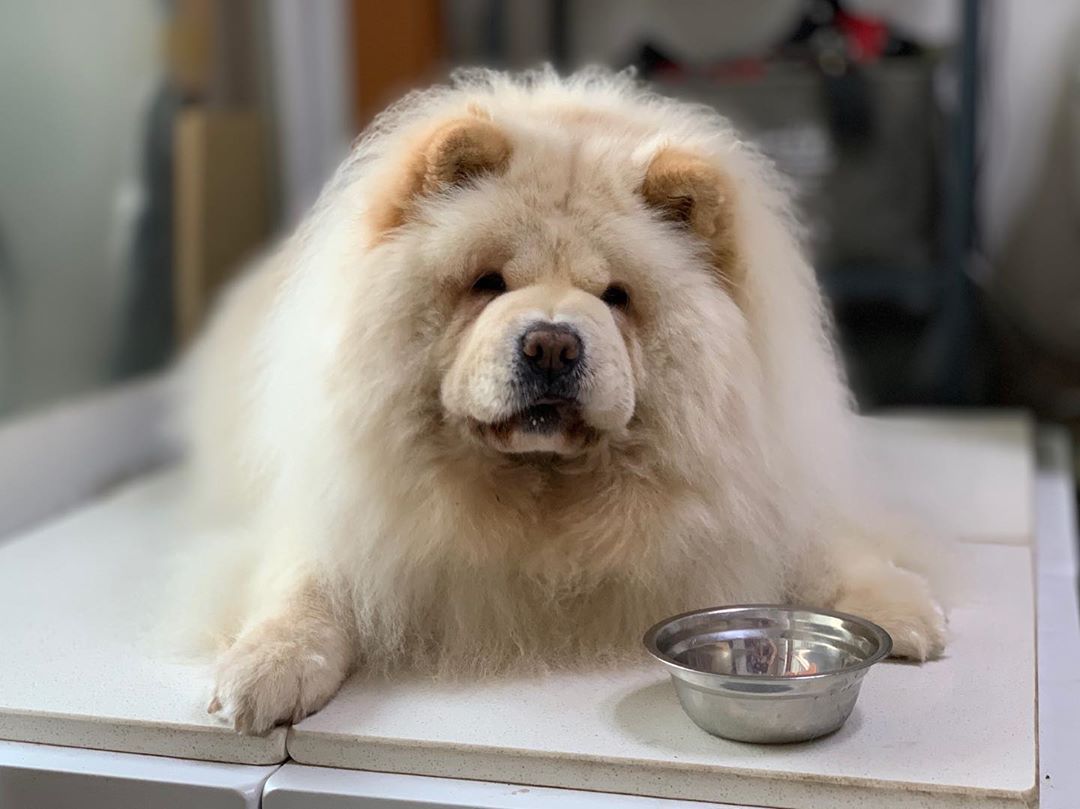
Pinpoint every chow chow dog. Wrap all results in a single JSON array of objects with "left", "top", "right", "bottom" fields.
[{"left": 181, "top": 68, "right": 946, "bottom": 734}]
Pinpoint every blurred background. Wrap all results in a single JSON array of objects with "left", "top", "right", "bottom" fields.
[{"left": 1, "top": 0, "right": 1079, "bottom": 436}]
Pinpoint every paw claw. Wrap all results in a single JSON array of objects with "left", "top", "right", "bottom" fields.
[{"left": 207, "top": 696, "right": 221, "bottom": 714}]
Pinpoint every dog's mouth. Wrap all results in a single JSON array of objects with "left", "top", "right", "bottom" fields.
[
  {"left": 513, "top": 398, "right": 580, "bottom": 434},
  {"left": 475, "top": 397, "right": 594, "bottom": 455}
]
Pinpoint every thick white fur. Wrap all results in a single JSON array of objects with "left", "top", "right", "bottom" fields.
[{"left": 179, "top": 68, "right": 947, "bottom": 734}]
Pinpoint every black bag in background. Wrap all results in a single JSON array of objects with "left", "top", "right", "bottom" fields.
[
  {"left": 648, "top": 48, "right": 949, "bottom": 406},
  {"left": 655, "top": 54, "right": 942, "bottom": 291}
]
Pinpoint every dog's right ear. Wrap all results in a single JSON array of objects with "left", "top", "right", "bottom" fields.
[
  {"left": 639, "top": 147, "right": 741, "bottom": 296},
  {"left": 371, "top": 115, "right": 512, "bottom": 239}
]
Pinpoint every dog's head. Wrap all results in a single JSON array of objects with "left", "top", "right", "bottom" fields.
[
  {"left": 329, "top": 99, "right": 752, "bottom": 460},
  {"left": 297, "top": 73, "right": 837, "bottom": 474}
]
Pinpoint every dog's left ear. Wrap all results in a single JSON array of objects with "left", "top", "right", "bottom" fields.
[
  {"left": 417, "top": 115, "right": 512, "bottom": 196},
  {"left": 640, "top": 148, "right": 740, "bottom": 290},
  {"left": 371, "top": 113, "right": 512, "bottom": 240}
]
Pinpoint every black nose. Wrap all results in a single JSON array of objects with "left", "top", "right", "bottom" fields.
[{"left": 521, "top": 324, "right": 582, "bottom": 380}]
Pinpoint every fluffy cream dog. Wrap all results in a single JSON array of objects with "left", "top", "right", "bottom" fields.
[{"left": 182, "top": 68, "right": 946, "bottom": 735}]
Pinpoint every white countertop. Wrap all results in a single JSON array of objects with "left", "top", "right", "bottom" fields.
[
  {"left": 0, "top": 413, "right": 1041, "bottom": 807},
  {"left": 859, "top": 412, "right": 1034, "bottom": 545},
  {"left": 0, "top": 473, "right": 287, "bottom": 765},
  {"left": 286, "top": 542, "right": 1035, "bottom": 809}
]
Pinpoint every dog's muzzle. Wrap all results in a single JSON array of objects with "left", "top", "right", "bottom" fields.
[{"left": 510, "top": 322, "right": 586, "bottom": 434}]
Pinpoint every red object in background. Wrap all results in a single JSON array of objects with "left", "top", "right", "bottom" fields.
[
  {"left": 710, "top": 57, "right": 768, "bottom": 81},
  {"left": 835, "top": 10, "right": 888, "bottom": 62}
]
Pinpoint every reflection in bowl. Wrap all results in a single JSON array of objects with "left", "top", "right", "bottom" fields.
[{"left": 644, "top": 605, "right": 892, "bottom": 743}]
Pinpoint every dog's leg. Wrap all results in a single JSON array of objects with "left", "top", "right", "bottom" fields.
[
  {"left": 830, "top": 556, "right": 947, "bottom": 661},
  {"left": 209, "top": 580, "right": 353, "bottom": 734}
]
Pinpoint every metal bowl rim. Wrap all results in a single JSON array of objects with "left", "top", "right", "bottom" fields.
[{"left": 642, "top": 603, "right": 893, "bottom": 683}]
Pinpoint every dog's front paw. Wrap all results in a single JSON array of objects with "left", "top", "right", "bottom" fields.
[
  {"left": 861, "top": 594, "right": 946, "bottom": 662},
  {"left": 209, "top": 629, "right": 348, "bottom": 735},
  {"left": 833, "top": 561, "right": 946, "bottom": 661}
]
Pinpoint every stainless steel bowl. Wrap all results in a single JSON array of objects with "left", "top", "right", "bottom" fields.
[{"left": 643, "top": 605, "right": 892, "bottom": 744}]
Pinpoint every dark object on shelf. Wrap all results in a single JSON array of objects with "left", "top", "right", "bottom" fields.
[
  {"left": 635, "top": 0, "right": 983, "bottom": 407},
  {"left": 657, "top": 59, "right": 939, "bottom": 283}
]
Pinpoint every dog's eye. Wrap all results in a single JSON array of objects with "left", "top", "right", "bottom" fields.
[
  {"left": 471, "top": 271, "right": 507, "bottom": 295},
  {"left": 600, "top": 284, "right": 630, "bottom": 309}
]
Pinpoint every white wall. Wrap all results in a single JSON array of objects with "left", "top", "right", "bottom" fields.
[
  {"left": 266, "top": 0, "right": 353, "bottom": 227},
  {"left": 0, "top": 0, "right": 162, "bottom": 417},
  {"left": 980, "top": 0, "right": 1080, "bottom": 358},
  {"left": 981, "top": 0, "right": 1080, "bottom": 254}
]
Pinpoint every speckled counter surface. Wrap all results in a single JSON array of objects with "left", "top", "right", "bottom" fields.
[
  {"left": 0, "top": 472, "right": 287, "bottom": 764},
  {"left": 287, "top": 541, "right": 1035, "bottom": 809},
  {"left": 0, "top": 414, "right": 1036, "bottom": 802},
  {"left": 859, "top": 412, "right": 1034, "bottom": 545}
]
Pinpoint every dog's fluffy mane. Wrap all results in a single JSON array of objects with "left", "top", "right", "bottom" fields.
[{"left": 178, "top": 67, "right": 914, "bottom": 677}]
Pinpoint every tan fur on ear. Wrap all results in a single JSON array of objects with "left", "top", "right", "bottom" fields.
[
  {"left": 419, "top": 118, "right": 512, "bottom": 195},
  {"left": 641, "top": 149, "right": 729, "bottom": 237},
  {"left": 369, "top": 117, "right": 512, "bottom": 241},
  {"left": 641, "top": 148, "right": 740, "bottom": 292}
]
